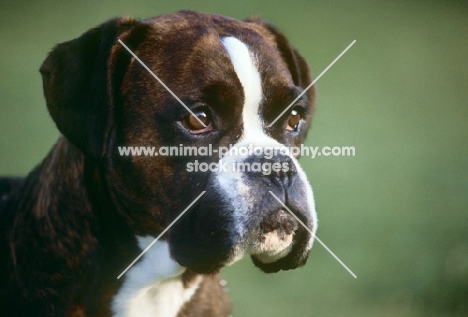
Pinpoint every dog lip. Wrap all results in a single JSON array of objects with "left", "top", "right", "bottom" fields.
[
  {"left": 259, "top": 209, "right": 299, "bottom": 236},
  {"left": 249, "top": 206, "right": 313, "bottom": 272},
  {"left": 245, "top": 208, "right": 301, "bottom": 265}
]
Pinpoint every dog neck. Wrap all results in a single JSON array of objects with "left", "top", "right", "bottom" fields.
[
  {"left": 2, "top": 137, "right": 231, "bottom": 316},
  {"left": 2, "top": 137, "right": 139, "bottom": 315},
  {"left": 112, "top": 237, "right": 204, "bottom": 317}
]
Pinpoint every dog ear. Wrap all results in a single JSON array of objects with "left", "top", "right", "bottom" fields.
[
  {"left": 245, "top": 18, "right": 316, "bottom": 116},
  {"left": 40, "top": 17, "right": 139, "bottom": 159}
]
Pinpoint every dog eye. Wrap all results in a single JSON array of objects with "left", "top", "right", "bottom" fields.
[
  {"left": 182, "top": 110, "right": 213, "bottom": 134},
  {"left": 286, "top": 108, "right": 302, "bottom": 132}
]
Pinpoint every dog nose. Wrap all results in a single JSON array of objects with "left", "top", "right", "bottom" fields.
[{"left": 243, "top": 154, "right": 297, "bottom": 187}]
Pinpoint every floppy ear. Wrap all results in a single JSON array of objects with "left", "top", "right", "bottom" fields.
[
  {"left": 40, "top": 17, "right": 139, "bottom": 159},
  {"left": 245, "top": 18, "right": 316, "bottom": 116}
]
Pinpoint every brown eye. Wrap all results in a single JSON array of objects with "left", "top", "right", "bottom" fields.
[
  {"left": 286, "top": 108, "right": 302, "bottom": 131},
  {"left": 183, "top": 110, "right": 213, "bottom": 134}
]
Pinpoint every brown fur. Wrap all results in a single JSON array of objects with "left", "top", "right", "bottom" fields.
[{"left": 0, "top": 11, "right": 314, "bottom": 316}]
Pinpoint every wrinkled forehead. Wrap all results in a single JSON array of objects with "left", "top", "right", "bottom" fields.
[{"left": 140, "top": 12, "right": 294, "bottom": 87}]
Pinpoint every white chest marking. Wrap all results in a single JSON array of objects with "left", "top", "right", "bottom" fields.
[{"left": 112, "top": 237, "right": 202, "bottom": 317}]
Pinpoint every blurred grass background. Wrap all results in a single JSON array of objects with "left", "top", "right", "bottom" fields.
[{"left": 1, "top": 0, "right": 467, "bottom": 316}]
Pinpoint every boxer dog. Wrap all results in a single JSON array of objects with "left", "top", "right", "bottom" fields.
[{"left": 0, "top": 11, "right": 317, "bottom": 317}]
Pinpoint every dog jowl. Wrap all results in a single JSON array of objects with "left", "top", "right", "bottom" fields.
[{"left": 0, "top": 11, "right": 317, "bottom": 317}]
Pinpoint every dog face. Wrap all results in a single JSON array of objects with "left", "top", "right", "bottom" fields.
[{"left": 40, "top": 11, "right": 317, "bottom": 274}]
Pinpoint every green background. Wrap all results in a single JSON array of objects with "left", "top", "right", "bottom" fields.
[{"left": 1, "top": 0, "right": 467, "bottom": 316}]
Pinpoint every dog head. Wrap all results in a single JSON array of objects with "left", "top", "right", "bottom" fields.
[{"left": 40, "top": 11, "right": 317, "bottom": 274}]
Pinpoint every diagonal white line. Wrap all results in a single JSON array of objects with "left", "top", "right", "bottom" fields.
[
  {"left": 117, "top": 191, "right": 206, "bottom": 279},
  {"left": 117, "top": 39, "right": 207, "bottom": 128},
  {"left": 268, "top": 40, "right": 356, "bottom": 128},
  {"left": 269, "top": 191, "right": 357, "bottom": 278}
]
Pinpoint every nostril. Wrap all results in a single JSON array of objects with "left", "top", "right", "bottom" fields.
[
  {"left": 242, "top": 154, "right": 297, "bottom": 187},
  {"left": 243, "top": 155, "right": 295, "bottom": 173}
]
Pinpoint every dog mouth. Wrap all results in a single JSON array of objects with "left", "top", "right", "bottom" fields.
[
  {"left": 247, "top": 209, "right": 300, "bottom": 264},
  {"left": 168, "top": 174, "right": 316, "bottom": 274}
]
